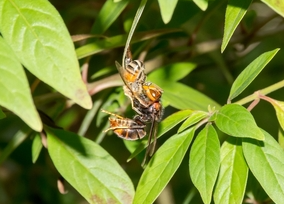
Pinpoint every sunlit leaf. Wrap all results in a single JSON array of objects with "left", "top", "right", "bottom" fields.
[
  {"left": 127, "top": 109, "right": 193, "bottom": 161},
  {"left": 47, "top": 127, "right": 134, "bottom": 204},
  {"left": 193, "top": 0, "right": 209, "bottom": 11},
  {"left": 32, "top": 133, "right": 43, "bottom": 163},
  {"left": 243, "top": 129, "right": 284, "bottom": 204},
  {"left": 189, "top": 124, "right": 220, "bottom": 204},
  {"left": 228, "top": 48, "right": 280, "bottom": 101},
  {"left": 214, "top": 137, "right": 248, "bottom": 204},
  {"left": 221, "top": 0, "right": 252, "bottom": 52},
  {"left": 157, "top": 0, "right": 178, "bottom": 24},
  {"left": 215, "top": 104, "right": 264, "bottom": 140},
  {"left": 261, "top": 0, "right": 284, "bottom": 18},
  {"left": 133, "top": 127, "right": 195, "bottom": 204},
  {"left": 0, "top": 37, "right": 42, "bottom": 131},
  {"left": 0, "top": 127, "right": 31, "bottom": 165},
  {"left": 158, "top": 110, "right": 193, "bottom": 138},
  {"left": 90, "top": 0, "right": 129, "bottom": 34},
  {"left": 0, "top": 0, "right": 91, "bottom": 109},
  {"left": 148, "top": 62, "right": 196, "bottom": 82},
  {"left": 178, "top": 111, "right": 208, "bottom": 133}
]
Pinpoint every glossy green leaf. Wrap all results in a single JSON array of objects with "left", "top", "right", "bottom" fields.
[
  {"left": 90, "top": 0, "right": 129, "bottom": 34},
  {"left": 127, "top": 109, "right": 193, "bottom": 161},
  {"left": 261, "top": 0, "right": 284, "bottom": 17},
  {"left": 0, "top": 37, "right": 42, "bottom": 131},
  {"left": 178, "top": 111, "right": 208, "bottom": 133},
  {"left": 32, "top": 133, "right": 43, "bottom": 163},
  {"left": 243, "top": 130, "right": 284, "bottom": 204},
  {"left": 155, "top": 81, "right": 220, "bottom": 111},
  {"left": 228, "top": 48, "right": 280, "bottom": 101},
  {"left": 214, "top": 137, "right": 248, "bottom": 204},
  {"left": 215, "top": 104, "right": 264, "bottom": 140},
  {"left": 193, "top": 0, "right": 209, "bottom": 11},
  {"left": 133, "top": 127, "right": 195, "bottom": 204},
  {"left": 47, "top": 128, "right": 134, "bottom": 204},
  {"left": 189, "top": 124, "right": 220, "bottom": 204},
  {"left": 157, "top": 110, "right": 193, "bottom": 138},
  {"left": 0, "top": 128, "right": 31, "bottom": 165},
  {"left": 148, "top": 62, "right": 196, "bottom": 82},
  {"left": 76, "top": 29, "right": 179, "bottom": 59},
  {"left": 157, "top": 0, "right": 178, "bottom": 24},
  {"left": 0, "top": 0, "right": 91, "bottom": 109},
  {"left": 221, "top": 0, "right": 252, "bottom": 52}
]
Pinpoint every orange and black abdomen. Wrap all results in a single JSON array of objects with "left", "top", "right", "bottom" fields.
[
  {"left": 114, "top": 128, "right": 146, "bottom": 140},
  {"left": 109, "top": 117, "right": 146, "bottom": 140},
  {"left": 124, "top": 60, "right": 146, "bottom": 83}
]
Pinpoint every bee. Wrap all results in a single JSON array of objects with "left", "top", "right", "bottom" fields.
[
  {"left": 103, "top": 48, "right": 163, "bottom": 166},
  {"left": 101, "top": 110, "right": 146, "bottom": 140},
  {"left": 115, "top": 48, "right": 163, "bottom": 114}
]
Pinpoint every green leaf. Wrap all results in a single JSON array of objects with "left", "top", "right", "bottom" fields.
[
  {"left": 47, "top": 127, "right": 134, "bottom": 204},
  {"left": 0, "top": 108, "right": 5, "bottom": 119},
  {"left": 122, "top": 0, "right": 147, "bottom": 66},
  {"left": 193, "top": 0, "right": 209, "bottom": 11},
  {"left": 148, "top": 62, "right": 196, "bottom": 82},
  {"left": 127, "top": 109, "right": 193, "bottom": 161},
  {"left": 0, "top": 37, "right": 42, "bottom": 131},
  {"left": 155, "top": 81, "right": 220, "bottom": 111},
  {"left": 76, "top": 29, "right": 180, "bottom": 59},
  {"left": 148, "top": 64, "right": 219, "bottom": 111},
  {"left": 0, "top": 128, "right": 31, "bottom": 165},
  {"left": 266, "top": 98, "right": 284, "bottom": 131},
  {"left": 133, "top": 127, "right": 195, "bottom": 204},
  {"left": 261, "top": 0, "right": 284, "bottom": 18},
  {"left": 278, "top": 129, "right": 284, "bottom": 150},
  {"left": 178, "top": 110, "right": 208, "bottom": 133},
  {"left": 214, "top": 137, "right": 248, "bottom": 204},
  {"left": 158, "top": 110, "right": 193, "bottom": 138},
  {"left": 243, "top": 130, "right": 284, "bottom": 204},
  {"left": 90, "top": 0, "right": 129, "bottom": 34},
  {"left": 32, "top": 133, "right": 43, "bottom": 163},
  {"left": 221, "top": 0, "right": 252, "bottom": 52},
  {"left": 189, "top": 124, "right": 220, "bottom": 204},
  {"left": 228, "top": 48, "right": 280, "bottom": 101},
  {"left": 215, "top": 104, "right": 264, "bottom": 140},
  {"left": 90, "top": 66, "right": 113, "bottom": 80},
  {"left": 0, "top": 0, "right": 91, "bottom": 109},
  {"left": 157, "top": 0, "right": 178, "bottom": 24}
]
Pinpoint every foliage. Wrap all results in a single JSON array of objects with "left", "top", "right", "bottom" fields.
[{"left": 1, "top": 0, "right": 284, "bottom": 203}]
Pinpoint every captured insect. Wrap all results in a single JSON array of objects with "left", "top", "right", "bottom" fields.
[
  {"left": 102, "top": 109, "right": 146, "bottom": 140},
  {"left": 103, "top": 48, "right": 163, "bottom": 166}
]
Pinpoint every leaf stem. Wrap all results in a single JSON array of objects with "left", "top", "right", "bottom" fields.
[
  {"left": 122, "top": 0, "right": 147, "bottom": 66},
  {"left": 235, "top": 79, "right": 284, "bottom": 105}
]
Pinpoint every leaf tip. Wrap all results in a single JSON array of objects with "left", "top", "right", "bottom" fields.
[
  {"left": 74, "top": 89, "right": 93, "bottom": 109},
  {"left": 221, "top": 40, "right": 227, "bottom": 53}
]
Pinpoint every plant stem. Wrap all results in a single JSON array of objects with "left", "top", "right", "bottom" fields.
[{"left": 235, "top": 79, "right": 284, "bottom": 105}]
